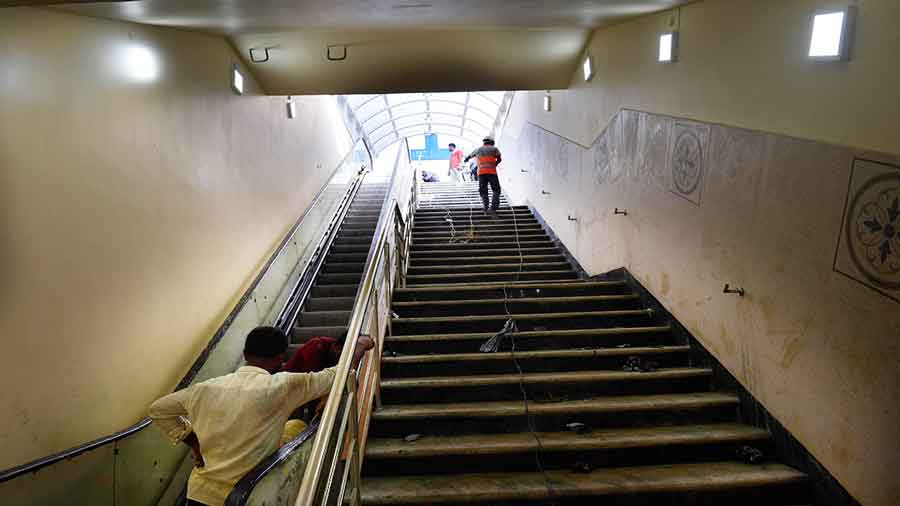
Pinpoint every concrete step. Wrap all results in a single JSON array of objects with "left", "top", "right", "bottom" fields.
[
  {"left": 409, "top": 246, "right": 559, "bottom": 258},
  {"left": 370, "top": 392, "right": 740, "bottom": 437},
  {"left": 405, "top": 269, "right": 577, "bottom": 286},
  {"left": 380, "top": 345, "right": 690, "bottom": 377},
  {"left": 406, "top": 261, "right": 570, "bottom": 275},
  {"left": 393, "top": 281, "right": 629, "bottom": 301},
  {"left": 391, "top": 309, "right": 655, "bottom": 334},
  {"left": 323, "top": 262, "right": 364, "bottom": 274},
  {"left": 411, "top": 233, "right": 550, "bottom": 245},
  {"left": 360, "top": 462, "right": 806, "bottom": 505},
  {"left": 379, "top": 367, "right": 713, "bottom": 404},
  {"left": 412, "top": 225, "right": 544, "bottom": 237},
  {"left": 410, "top": 254, "right": 564, "bottom": 266},
  {"left": 317, "top": 272, "right": 367, "bottom": 284},
  {"left": 384, "top": 325, "right": 673, "bottom": 354},
  {"left": 391, "top": 294, "right": 642, "bottom": 317},
  {"left": 410, "top": 239, "right": 555, "bottom": 251}
]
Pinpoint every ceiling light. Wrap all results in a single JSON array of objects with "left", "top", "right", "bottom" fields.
[
  {"left": 809, "top": 7, "right": 855, "bottom": 61},
  {"left": 232, "top": 65, "right": 244, "bottom": 95},
  {"left": 543, "top": 93, "right": 552, "bottom": 112},
  {"left": 659, "top": 32, "right": 678, "bottom": 63},
  {"left": 582, "top": 56, "right": 593, "bottom": 81}
]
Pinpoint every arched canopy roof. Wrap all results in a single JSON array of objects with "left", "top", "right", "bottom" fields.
[{"left": 343, "top": 92, "right": 510, "bottom": 155}]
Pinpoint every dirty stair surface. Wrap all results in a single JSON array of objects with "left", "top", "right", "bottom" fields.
[
  {"left": 361, "top": 181, "right": 809, "bottom": 505},
  {"left": 291, "top": 180, "right": 389, "bottom": 345}
]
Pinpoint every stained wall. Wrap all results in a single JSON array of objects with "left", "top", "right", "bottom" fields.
[
  {"left": 0, "top": 7, "right": 350, "bottom": 470},
  {"left": 498, "top": 1, "right": 900, "bottom": 505}
]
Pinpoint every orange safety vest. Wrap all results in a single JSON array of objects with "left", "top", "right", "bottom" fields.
[{"left": 477, "top": 155, "right": 499, "bottom": 176}]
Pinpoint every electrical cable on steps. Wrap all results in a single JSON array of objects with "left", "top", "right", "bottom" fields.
[{"left": 473, "top": 184, "right": 555, "bottom": 503}]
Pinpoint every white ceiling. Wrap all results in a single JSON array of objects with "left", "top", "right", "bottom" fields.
[
  {"left": 50, "top": 1, "right": 686, "bottom": 33},
  {"left": 40, "top": 0, "right": 688, "bottom": 95}
]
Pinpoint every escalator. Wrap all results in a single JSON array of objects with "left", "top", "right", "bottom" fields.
[{"left": 292, "top": 180, "right": 389, "bottom": 344}]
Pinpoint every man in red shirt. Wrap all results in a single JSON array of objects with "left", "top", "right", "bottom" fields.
[
  {"left": 448, "top": 143, "right": 465, "bottom": 181},
  {"left": 283, "top": 336, "right": 340, "bottom": 373}
]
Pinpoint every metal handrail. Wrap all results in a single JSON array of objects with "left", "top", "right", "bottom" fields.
[
  {"left": 294, "top": 143, "right": 417, "bottom": 506},
  {"left": 0, "top": 147, "right": 367, "bottom": 485}
]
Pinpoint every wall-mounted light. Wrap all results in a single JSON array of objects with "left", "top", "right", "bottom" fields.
[
  {"left": 543, "top": 92, "right": 552, "bottom": 112},
  {"left": 232, "top": 65, "right": 244, "bottom": 95},
  {"left": 120, "top": 45, "right": 158, "bottom": 82},
  {"left": 659, "top": 32, "right": 678, "bottom": 63},
  {"left": 286, "top": 96, "right": 297, "bottom": 119},
  {"left": 808, "top": 7, "right": 856, "bottom": 61},
  {"left": 582, "top": 55, "right": 594, "bottom": 81}
]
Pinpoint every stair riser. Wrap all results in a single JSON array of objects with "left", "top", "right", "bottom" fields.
[
  {"left": 380, "top": 352, "right": 690, "bottom": 378},
  {"left": 391, "top": 313, "right": 656, "bottom": 335},
  {"left": 391, "top": 299, "right": 643, "bottom": 318},
  {"left": 369, "top": 405, "right": 738, "bottom": 438},
  {"left": 363, "top": 439, "right": 775, "bottom": 478},
  {"left": 412, "top": 228, "right": 544, "bottom": 237},
  {"left": 405, "top": 272, "right": 578, "bottom": 285},
  {"left": 385, "top": 330, "right": 672, "bottom": 355},
  {"left": 410, "top": 255, "right": 564, "bottom": 266},
  {"left": 393, "top": 284, "right": 631, "bottom": 302},
  {"left": 411, "top": 240, "right": 555, "bottom": 251},
  {"left": 380, "top": 375, "right": 711, "bottom": 405},
  {"left": 323, "top": 263, "right": 364, "bottom": 274},
  {"left": 292, "top": 325, "right": 347, "bottom": 342},
  {"left": 358, "top": 484, "right": 808, "bottom": 506}
]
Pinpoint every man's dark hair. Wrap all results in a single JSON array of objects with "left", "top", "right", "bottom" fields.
[
  {"left": 244, "top": 326, "right": 289, "bottom": 358},
  {"left": 448, "top": 143, "right": 456, "bottom": 149}
]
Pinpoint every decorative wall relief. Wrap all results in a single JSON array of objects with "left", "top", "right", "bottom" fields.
[
  {"left": 667, "top": 121, "right": 710, "bottom": 206},
  {"left": 635, "top": 112, "right": 670, "bottom": 190},
  {"left": 835, "top": 158, "right": 900, "bottom": 303}
]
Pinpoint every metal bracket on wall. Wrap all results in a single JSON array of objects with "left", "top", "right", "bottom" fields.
[
  {"left": 568, "top": 215, "right": 578, "bottom": 222},
  {"left": 614, "top": 208, "right": 628, "bottom": 216},
  {"left": 542, "top": 190, "right": 551, "bottom": 195},
  {"left": 327, "top": 45, "right": 348, "bottom": 61},
  {"left": 249, "top": 47, "right": 275, "bottom": 63},
  {"left": 723, "top": 284, "right": 745, "bottom": 296},
  {"left": 520, "top": 169, "right": 528, "bottom": 173}
]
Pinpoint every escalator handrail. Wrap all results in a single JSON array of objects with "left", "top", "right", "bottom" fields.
[
  {"left": 0, "top": 146, "right": 367, "bottom": 485},
  {"left": 225, "top": 146, "right": 407, "bottom": 506}
]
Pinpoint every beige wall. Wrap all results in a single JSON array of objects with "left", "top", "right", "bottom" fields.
[
  {"left": 498, "top": 1, "right": 900, "bottom": 505},
  {"left": 533, "top": 0, "right": 900, "bottom": 158},
  {"left": 0, "top": 8, "right": 350, "bottom": 470}
]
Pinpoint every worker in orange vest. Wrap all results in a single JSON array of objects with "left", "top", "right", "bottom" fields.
[{"left": 464, "top": 136, "right": 503, "bottom": 216}]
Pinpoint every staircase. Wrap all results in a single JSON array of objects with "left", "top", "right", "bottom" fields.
[
  {"left": 293, "top": 180, "right": 389, "bottom": 344},
  {"left": 360, "top": 181, "right": 809, "bottom": 505}
]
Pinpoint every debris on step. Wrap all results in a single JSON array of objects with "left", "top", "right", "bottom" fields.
[
  {"left": 479, "top": 318, "right": 518, "bottom": 353},
  {"left": 572, "top": 461, "right": 593, "bottom": 474},
  {"left": 565, "top": 422, "right": 588, "bottom": 434},
  {"left": 403, "top": 434, "right": 422, "bottom": 443},
  {"left": 736, "top": 445, "right": 764, "bottom": 464}
]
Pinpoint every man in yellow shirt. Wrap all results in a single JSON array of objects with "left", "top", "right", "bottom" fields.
[{"left": 149, "top": 326, "right": 374, "bottom": 506}]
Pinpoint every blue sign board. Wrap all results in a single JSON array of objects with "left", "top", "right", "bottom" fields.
[{"left": 409, "top": 134, "right": 450, "bottom": 161}]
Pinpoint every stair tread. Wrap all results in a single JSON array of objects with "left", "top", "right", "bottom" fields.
[
  {"left": 360, "top": 462, "right": 804, "bottom": 504},
  {"left": 365, "top": 423, "right": 769, "bottom": 459},
  {"left": 393, "top": 309, "right": 650, "bottom": 324},
  {"left": 393, "top": 294, "right": 638, "bottom": 308},
  {"left": 381, "top": 367, "right": 712, "bottom": 389},
  {"left": 386, "top": 325, "right": 671, "bottom": 342},
  {"left": 373, "top": 392, "right": 739, "bottom": 420},
  {"left": 406, "top": 270, "right": 575, "bottom": 281},
  {"left": 396, "top": 280, "right": 624, "bottom": 293},
  {"left": 382, "top": 345, "right": 689, "bottom": 364},
  {"left": 407, "top": 261, "right": 570, "bottom": 272}
]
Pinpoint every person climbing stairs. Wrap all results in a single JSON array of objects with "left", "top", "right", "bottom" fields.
[{"left": 359, "top": 181, "right": 811, "bottom": 505}]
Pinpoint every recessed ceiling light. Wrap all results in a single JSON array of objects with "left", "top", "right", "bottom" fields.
[
  {"left": 543, "top": 93, "right": 552, "bottom": 112},
  {"left": 809, "top": 7, "right": 855, "bottom": 61},
  {"left": 582, "top": 56, "right": 593, "bottom": 82}
]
